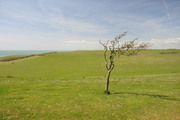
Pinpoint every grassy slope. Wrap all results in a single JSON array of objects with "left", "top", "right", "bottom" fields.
[
  {"left": 0, "top": 50, "right": 179, "bottom": 79},
  {"left": 0, "top": 50, "right": 180, "bottom": 120}
]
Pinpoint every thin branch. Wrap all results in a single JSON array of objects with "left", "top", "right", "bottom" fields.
[
  {"left": 99, "top": 40, "right": 109, "bottom": 70},
  {"left": 100, "top": 32, "right": 149, "bottom": 70}
]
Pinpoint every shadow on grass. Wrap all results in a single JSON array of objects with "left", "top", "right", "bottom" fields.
[{"left": 112, "top": 92, "right": 179, "bottom": 101}]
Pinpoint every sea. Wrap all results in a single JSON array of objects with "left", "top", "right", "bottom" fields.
[{"left": 0, "top": 50, "right": 61, "bottom": 57}]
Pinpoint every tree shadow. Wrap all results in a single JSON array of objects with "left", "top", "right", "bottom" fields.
[{"left": 112, "top": 92, "right": 179, "bottom": 101}]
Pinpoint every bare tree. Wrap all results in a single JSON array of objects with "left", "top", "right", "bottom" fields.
[{"left": 99, "top": 32, "right": 149, "bottom": 94}]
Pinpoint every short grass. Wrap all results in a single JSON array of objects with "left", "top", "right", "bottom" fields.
[{"left": 0, "top": 50, "right": 180, "bottom": 120}]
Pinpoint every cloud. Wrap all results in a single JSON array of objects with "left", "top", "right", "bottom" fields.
[
  {"left": 163, "top": 0, "right": 172, "bottom": 25},
  {"left": 37, "top": 2, "right": 104, "bottom": 33},
  {"left": 149, "top": 37, "right": 180, "bottom": 49},
  {"left": 47, "top": 15, "right": 107, "bottom": 33},
  {"left": 0, "top": 0, "right": 107, "bottom": 34},
  {"left": 64, "top": 40, "right": 101, "bottom": 50},
  {"left": 0, "top": 33, "right": 102, "bottom": 50}
]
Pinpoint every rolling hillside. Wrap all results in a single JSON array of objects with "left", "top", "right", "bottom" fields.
[
  {"left": 0, "top": 50, "right": 180, "bottom": 120},
  {"left": 0, "top": 50, "right": 179, "bottom": 79}
]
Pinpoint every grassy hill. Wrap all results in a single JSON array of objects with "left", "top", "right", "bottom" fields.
[
  {"left": 0, "top": 50, "right": 179, "bottom": 79},
  {"left": 0, "top": 50, "right": 180, "bottom": 119}
]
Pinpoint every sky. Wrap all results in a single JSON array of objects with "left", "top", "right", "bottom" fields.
[{"left": 0, "top": 0, "right": 180, "bottom": 50}]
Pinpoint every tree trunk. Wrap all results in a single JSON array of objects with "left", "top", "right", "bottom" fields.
[{"left": 104, "top": 70, "right": 111, "bottom": 94}]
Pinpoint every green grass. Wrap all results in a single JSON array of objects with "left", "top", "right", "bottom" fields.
[
  {"left": 0, "top": 52, "right": 51, "bottom": 62},
  {"left": 0, "top": 50, "right": 180, "bottom": 120}
]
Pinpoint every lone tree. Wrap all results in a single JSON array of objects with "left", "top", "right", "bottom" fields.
[{"left": 99, "top": 32, "right": 149, "bottom": 94}]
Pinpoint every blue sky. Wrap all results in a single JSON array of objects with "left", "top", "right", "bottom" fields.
[{"left": 0, "top": 0, "right": 180, "bottom": 50}]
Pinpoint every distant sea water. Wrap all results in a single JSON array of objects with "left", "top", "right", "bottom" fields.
[{"left": 0, "top": 50, "right": 62, "bottom": 57}]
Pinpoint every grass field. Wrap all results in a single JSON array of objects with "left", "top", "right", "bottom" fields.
[{"left": 0, "top": 50, "right": 180, "bottom": 120}]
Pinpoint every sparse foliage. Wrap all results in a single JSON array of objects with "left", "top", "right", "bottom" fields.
[{"left": 100, "top": 32, "right": 149, "bottom": 94}]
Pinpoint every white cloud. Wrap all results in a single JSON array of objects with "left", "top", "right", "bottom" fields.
[
  {"left": 0, "top": 34, "right": 102, "bottom": 50},
  {"left": 0, "top": 0, "right": 107, "bottom": 34},
  {"left": 149, "top": 37, "right": 180, "bottom": 49},
  {"left": 64, "top": 40, "right": 101, "bottom": 50},
  {"left": 48, "top": 15, "right": 106, "bottom": 33}
]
